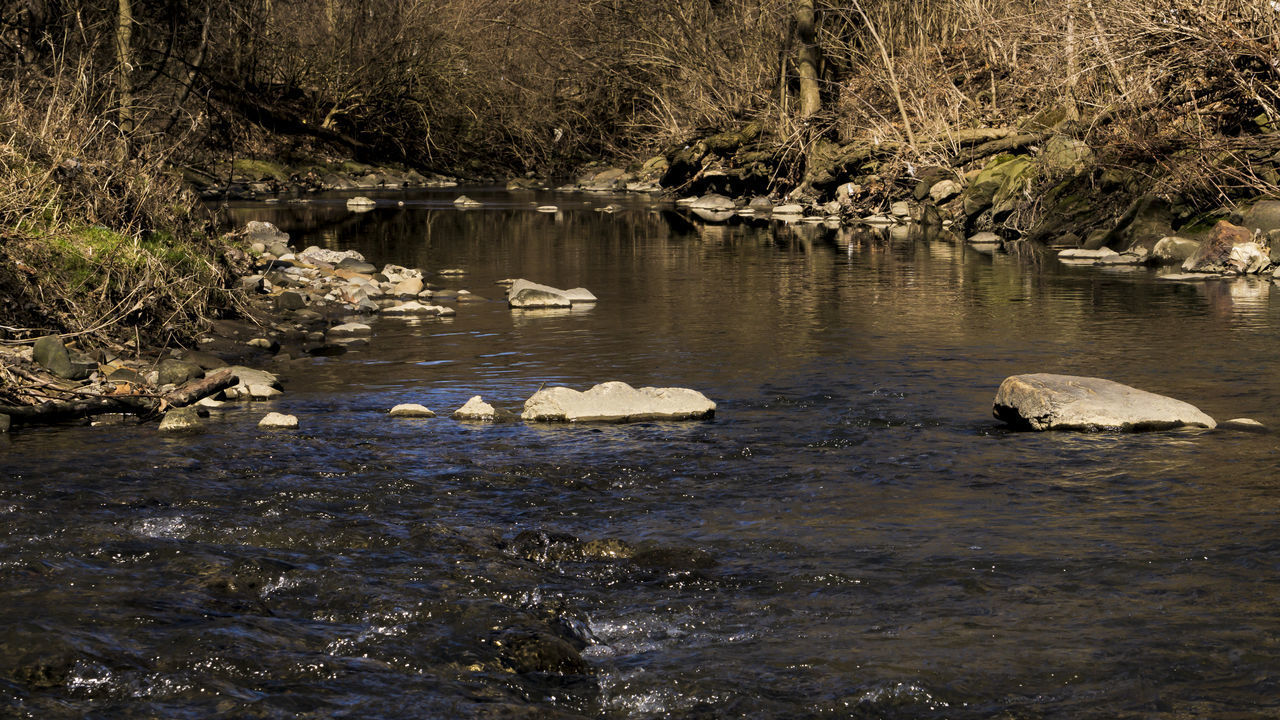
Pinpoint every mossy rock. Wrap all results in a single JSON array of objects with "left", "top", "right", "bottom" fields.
[
  {"left": 231, "top": 158, "right": 289, "bottom": 182},
  {"left": 1038, "top": 135, "right": 1095, "bottom": 175},
  {"left": 963, "top": 154, "right": 1033, "bottom": 217}
]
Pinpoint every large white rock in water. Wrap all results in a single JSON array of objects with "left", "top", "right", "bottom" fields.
[
  {"left": 522, "top": 381, "right": 716, "bottom": 422},
  {"left": 993, "top": 374, "right": 1216, "bottom": 431},
  {"left": 507, "top": 279, "right": 596, "bottom": 309}
]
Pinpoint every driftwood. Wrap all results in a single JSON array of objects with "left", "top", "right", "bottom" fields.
[
  {"left": 948, "top": 133, "right": 1045, "bottom": 166},
  {"left": 0, "top": 369, "right": 238, "bottom": 428}
]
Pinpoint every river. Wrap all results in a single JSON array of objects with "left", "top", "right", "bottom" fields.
[{"left": 3, "top": 188, "right": 1279, "bottom": 718}]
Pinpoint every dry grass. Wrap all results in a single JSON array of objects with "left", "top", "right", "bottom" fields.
[{"left": 0, "top": 65, "right": 235, "bottom": 347}]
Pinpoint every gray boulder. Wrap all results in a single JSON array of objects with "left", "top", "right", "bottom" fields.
[
  {"left": 1151, "top": 237, "right": 1200, "bottom": 265},
  {"left": 33, "top": 336, "right": 93, "bottom": 380},
  {"left": 929, "top": 179, "right": 962, "bottom": 204},
  {"left": 157, "top": 358, "right": 204, "bottom": 386},
  {"left": 522, "top": 381, "right": 717, "bottom": 422},
  {"left": 993, "top": 373, "right": 1216, "bottom": 431},
  {"left": 1241, "top": 200, "right": 1280, "bottom": 234},
  {"left": 244, "top": 221, "right": 289, "bottom": 246}
]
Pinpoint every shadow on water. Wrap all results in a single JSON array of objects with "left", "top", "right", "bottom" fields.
[{"left": 3, "top": 188, "right": 1280, "bottom": 718}]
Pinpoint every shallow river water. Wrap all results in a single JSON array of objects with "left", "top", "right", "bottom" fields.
[{"left": 4, "top": 189, "right": 1280, "bottom": 718}]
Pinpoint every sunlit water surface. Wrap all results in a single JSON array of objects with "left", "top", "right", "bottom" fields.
[{"left": 3, "top": 189, "right": 1280, "bottom": 718}]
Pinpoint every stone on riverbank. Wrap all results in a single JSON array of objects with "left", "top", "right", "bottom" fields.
[
  {"left": 522, "top": 381, "right": 716, "bottom": 422},
  {"left": 389, "top": 403, "right": 435, "bottom": 417},
  {"left": 220, "top": 366, "right": 282, "bottom": 401},
  {"left": 299, "top": 246, "right": 366, "bottom": 266},
  {"left": 453, "top": 396, "right": 518, "bottom": 422},
  {"left": 33, "top": 336, "right": 93, "bottom": 381},
  {"left": 259, "top": 412, "right": 299, "bottom": 429},
  {"left": 1151, "top": 236, "right": 1201, "bottom": 264},
  {"left": 993, "top": 373, "right": 1216, "bottom": 431},
  {"left": 1182, "top": 221, "right": 1260, "bottom": 273}
]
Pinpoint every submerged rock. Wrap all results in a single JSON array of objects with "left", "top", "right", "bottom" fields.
[
  {"left": 453, "top": 195, "right": 482, "bottom": 208},
  {"left": 327, "top": 322, "right": 373, "bottom": 337},
  {"left": 993, "top": 373, "right": 1216, "bottom": 431},
  {"left": 522, "top": 381, "right": 717, "bottom": 422},
  {"left": 497, "top": 629, "right": 588, "bottom": 675},
  {"left": 1220, "top": 418, "right": 1268, "bottom": 433},
  {"left": 382, "top": 301, "right": 448, "bottom": 315},
  {"left": 346, "top": 196, "right": 376, "bottom": 210}
]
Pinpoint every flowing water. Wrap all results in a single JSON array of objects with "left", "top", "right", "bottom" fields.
[{"left": 3, "top": 188, "right": 1280, "bottom": 719}]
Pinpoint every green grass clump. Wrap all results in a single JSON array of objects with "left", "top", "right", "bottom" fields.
[{"left": 0, "top": 74, "right": 235, "bottom": 344}]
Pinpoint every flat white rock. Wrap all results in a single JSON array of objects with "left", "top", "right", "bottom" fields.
[
  {"left": 522, "top": 381, "right": 717, "bottom": 422},
  {"left": 389, "top": 403, "right": 436, "bottom": 418},
  {"left": 328, "top": 322, "right": 372, "bottom": 336},
  {"left": 993, "top": 373, "right": 1216, "bottom": 431},
  {"left": 258, "top": 412, "right": 299, "bottom": 429}
]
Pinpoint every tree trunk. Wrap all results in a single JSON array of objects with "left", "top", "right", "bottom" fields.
[
  {"left": 794, "top": 0, "right": 821, "bottom": 120},
  {"left": 115, "top": 0, "right": 134, "bottom": 133}
]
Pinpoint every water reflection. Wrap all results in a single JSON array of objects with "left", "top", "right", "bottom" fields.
[{"left": 1, "top": 190, "right": 1278, "bottom": 718}]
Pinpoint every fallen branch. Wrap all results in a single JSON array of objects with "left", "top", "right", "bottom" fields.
[
  {"left": 164, "top": 368, "right": 237, "bottom": 407},
  {"left": 948, "top": 133, "right": 1045, "bottom": 166},
  {"left": 0, "top": 369, "right": 237, "bottom": 427}
]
